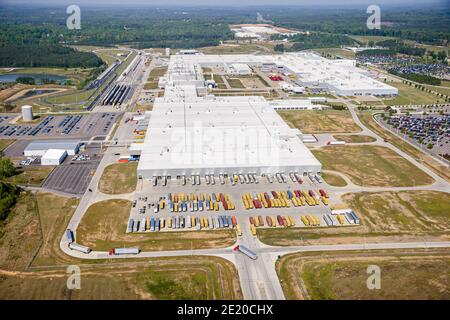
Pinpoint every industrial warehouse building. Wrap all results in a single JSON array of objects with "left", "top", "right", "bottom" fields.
[
  {"left": 23, "top": 140, "right": 80, "bottom": 157},
  {"left": 164, "top": 52, "right": 398, "bottom": 96},
  {"left": 41, "top": 149, "right": 67, "bottom": 166},
  {"left": 137, "top": 51, "right": 398, "bottom": 179}
]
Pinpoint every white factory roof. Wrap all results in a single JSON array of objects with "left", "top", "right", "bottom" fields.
[
  {"left": 24, "top": 140, "right": 80, "bottom": 151},
  {"left": 138, "top": 94, "right": 320, "bottom": 173},
  {"left": 137, "top": 51, "right": 398, "bottom": 176},
  {"left": 168, "top": 52, "right": 398, "bottom": 96},
  {"left": 42, "top": 148, "right": 67, "bottom": 160}
]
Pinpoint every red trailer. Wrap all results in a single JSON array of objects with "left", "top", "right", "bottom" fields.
[{"left": 277, "top": 215, "right": 284, "bottom": 226}]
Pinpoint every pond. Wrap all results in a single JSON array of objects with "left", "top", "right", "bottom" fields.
[{"left": 0, "top": 73, "right": 68, "bottom": 84}]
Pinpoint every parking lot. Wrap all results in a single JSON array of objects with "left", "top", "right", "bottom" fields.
[
  {"left": 126, "top": 172, "right": 354, "bottom": 233},
  {"left": 42, "top": 162, "right": 98, "bottom": 195},
  {"left": 0, "top": 112, "right": 122, "bottom": 140},
  {"left": 379, "top": 113, "right": 450, "bottom": 158}
]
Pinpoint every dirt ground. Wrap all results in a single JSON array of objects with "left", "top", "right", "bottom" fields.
[
  {"left": 278, "top": 110, "right": 362, "bottom": 133},
  {"left": 277, "top": 250, "right": 450, "bottom": 300},
  {"left": 312, "top": 145, "right": 434, "bottom": 187}
]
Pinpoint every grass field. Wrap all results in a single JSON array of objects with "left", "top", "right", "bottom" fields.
[
  {"left": 0, "top": 192, "right": 81, "bottom": 270},
  {"left": 98, "top": 163, "right": 137, "bottom": 194},
  {"left": 277, "top": 250, "right": 450, "bottom": 300},
  {"left": 200, "top": 43, "right": 275, "bottom": 55},
  {"left": 77, "top": 200, "right": 236, "bottom": 251},
  {"left": 383, "top": 82, "right": 440, "bottom": 106},
  {"left": 315, "top": 48, "right": 356, "bottom": 59},
  {"left": 357, "top": 111, "right": 450, "bottom": 183},
  {"left": 257, "top": 190, "right": 449, "bottom": 247},
  {"left": 0, "top": 192, "right": 41, "bottom": 270},
  {"left": 31, "top": 194, "right": 80, "bottom": 266},
  {"left": 342, "top": 191, "right": 450, "bottom": 233},
  {"left": 148, "top": 67, "right": 167, "bottom": 81},
  {"left": 0, "top": 255, "right": 242, "bottom": 300},
  {"left": 278, "top": 110, "right": 361, "bottom": 133},
  {"left": 333, "top": 135, "right": 376, "bottom": 143},
  {"left": 312, "top": 145, "right": 433, "bottom": 187},
  {"left": 4, "top": 166, "right": 54, "bottom": 187},
  {"left": 321, "top": 171, "right": 347, "bottom": 187},
  {"left": 227, "top": 78, "right": 245, "bottom": 89},
  {"left": 0, "top": 139, "right": 14, "bottom": 151}
]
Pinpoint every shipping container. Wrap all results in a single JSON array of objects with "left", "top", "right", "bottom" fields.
[
  {"left": 250, "top": 224, "right": 257, "bottom": 236},
  {"left": 110, "top": 247, "right": 140, "bottom": 255},
  {"left": 236, "top": 224, "right": 242, "bottom": 236},
  {"left": 68, "top": 243, "right": 91, "bottom": 254},
  {"left": 66, "top": 229, "right": 75, "bottom": 243},
  {"left": 235, "top": 245, "right": 257, "bottom": 260}
]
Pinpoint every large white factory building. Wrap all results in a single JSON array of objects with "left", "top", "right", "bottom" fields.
[{"left": 137, "top": 51, "right": 396, "bottom": 179}]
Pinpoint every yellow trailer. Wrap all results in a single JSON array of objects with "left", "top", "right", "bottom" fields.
[
  {"left": 146, "top": 217, "right": 150, "bottom": 230},
  {"left": 236, "top": 224, "right": 242, "bottom": 236},
  {"left": 215, "top": 202, "right": 219, "bottom": 211},
  {"left": 321, "top": 197, "right": 329, "bottom": 206},
  {"left": 167, "top": 217, "right": 172, "bottom": 228},
  {"left": 336, "top": 214, "right": 345, "bottom": 225},
  {"left": 301, "top": 216, "right": 309, "bottom": 226},
  {"left": 250, "top": 224, "right": 257, "bottom": 236},
  {"left": 271, "top": 216, "right": 277, "bottom": 227},
  {"left": 191, "top": 216, "right": 196, "bottom": 227},
  {"left": 288, "top": 216, "right": 295, "bottom": 226}
]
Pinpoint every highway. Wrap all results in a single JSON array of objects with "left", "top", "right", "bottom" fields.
[{"left": 58, "top": 49, "right": 450, "bottom": 300}]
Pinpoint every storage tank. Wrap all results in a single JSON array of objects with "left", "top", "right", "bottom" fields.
[{"left": 22, "top": 105, "right": 33, "bottom": 122}]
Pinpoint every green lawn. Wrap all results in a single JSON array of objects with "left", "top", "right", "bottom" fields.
[
  {"left": 383, "top": 82, "right": 441, "bottom": 106},
  {"left": 333, "top": 135, "right": 377, "bottom": 143},
  {"left": 4, "top": 166, "right": 54, "bottom": 187},
  {"left": 0, "top": 139, "right": 14, "bottom": 152},
  {"left": 227, "top": 78, "right": 245, "bottom": 89}
]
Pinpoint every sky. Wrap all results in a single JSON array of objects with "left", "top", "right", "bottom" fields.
[{"left": 1, "top": 0, "right": 448, "bottom": 7}]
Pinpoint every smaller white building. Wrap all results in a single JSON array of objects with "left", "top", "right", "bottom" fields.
[
  {"left": 41, "top": 149, "right": 67, "bottom": 166},
  {"left": 24, "top": 140, "right": 80, "bottom": 157}
]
